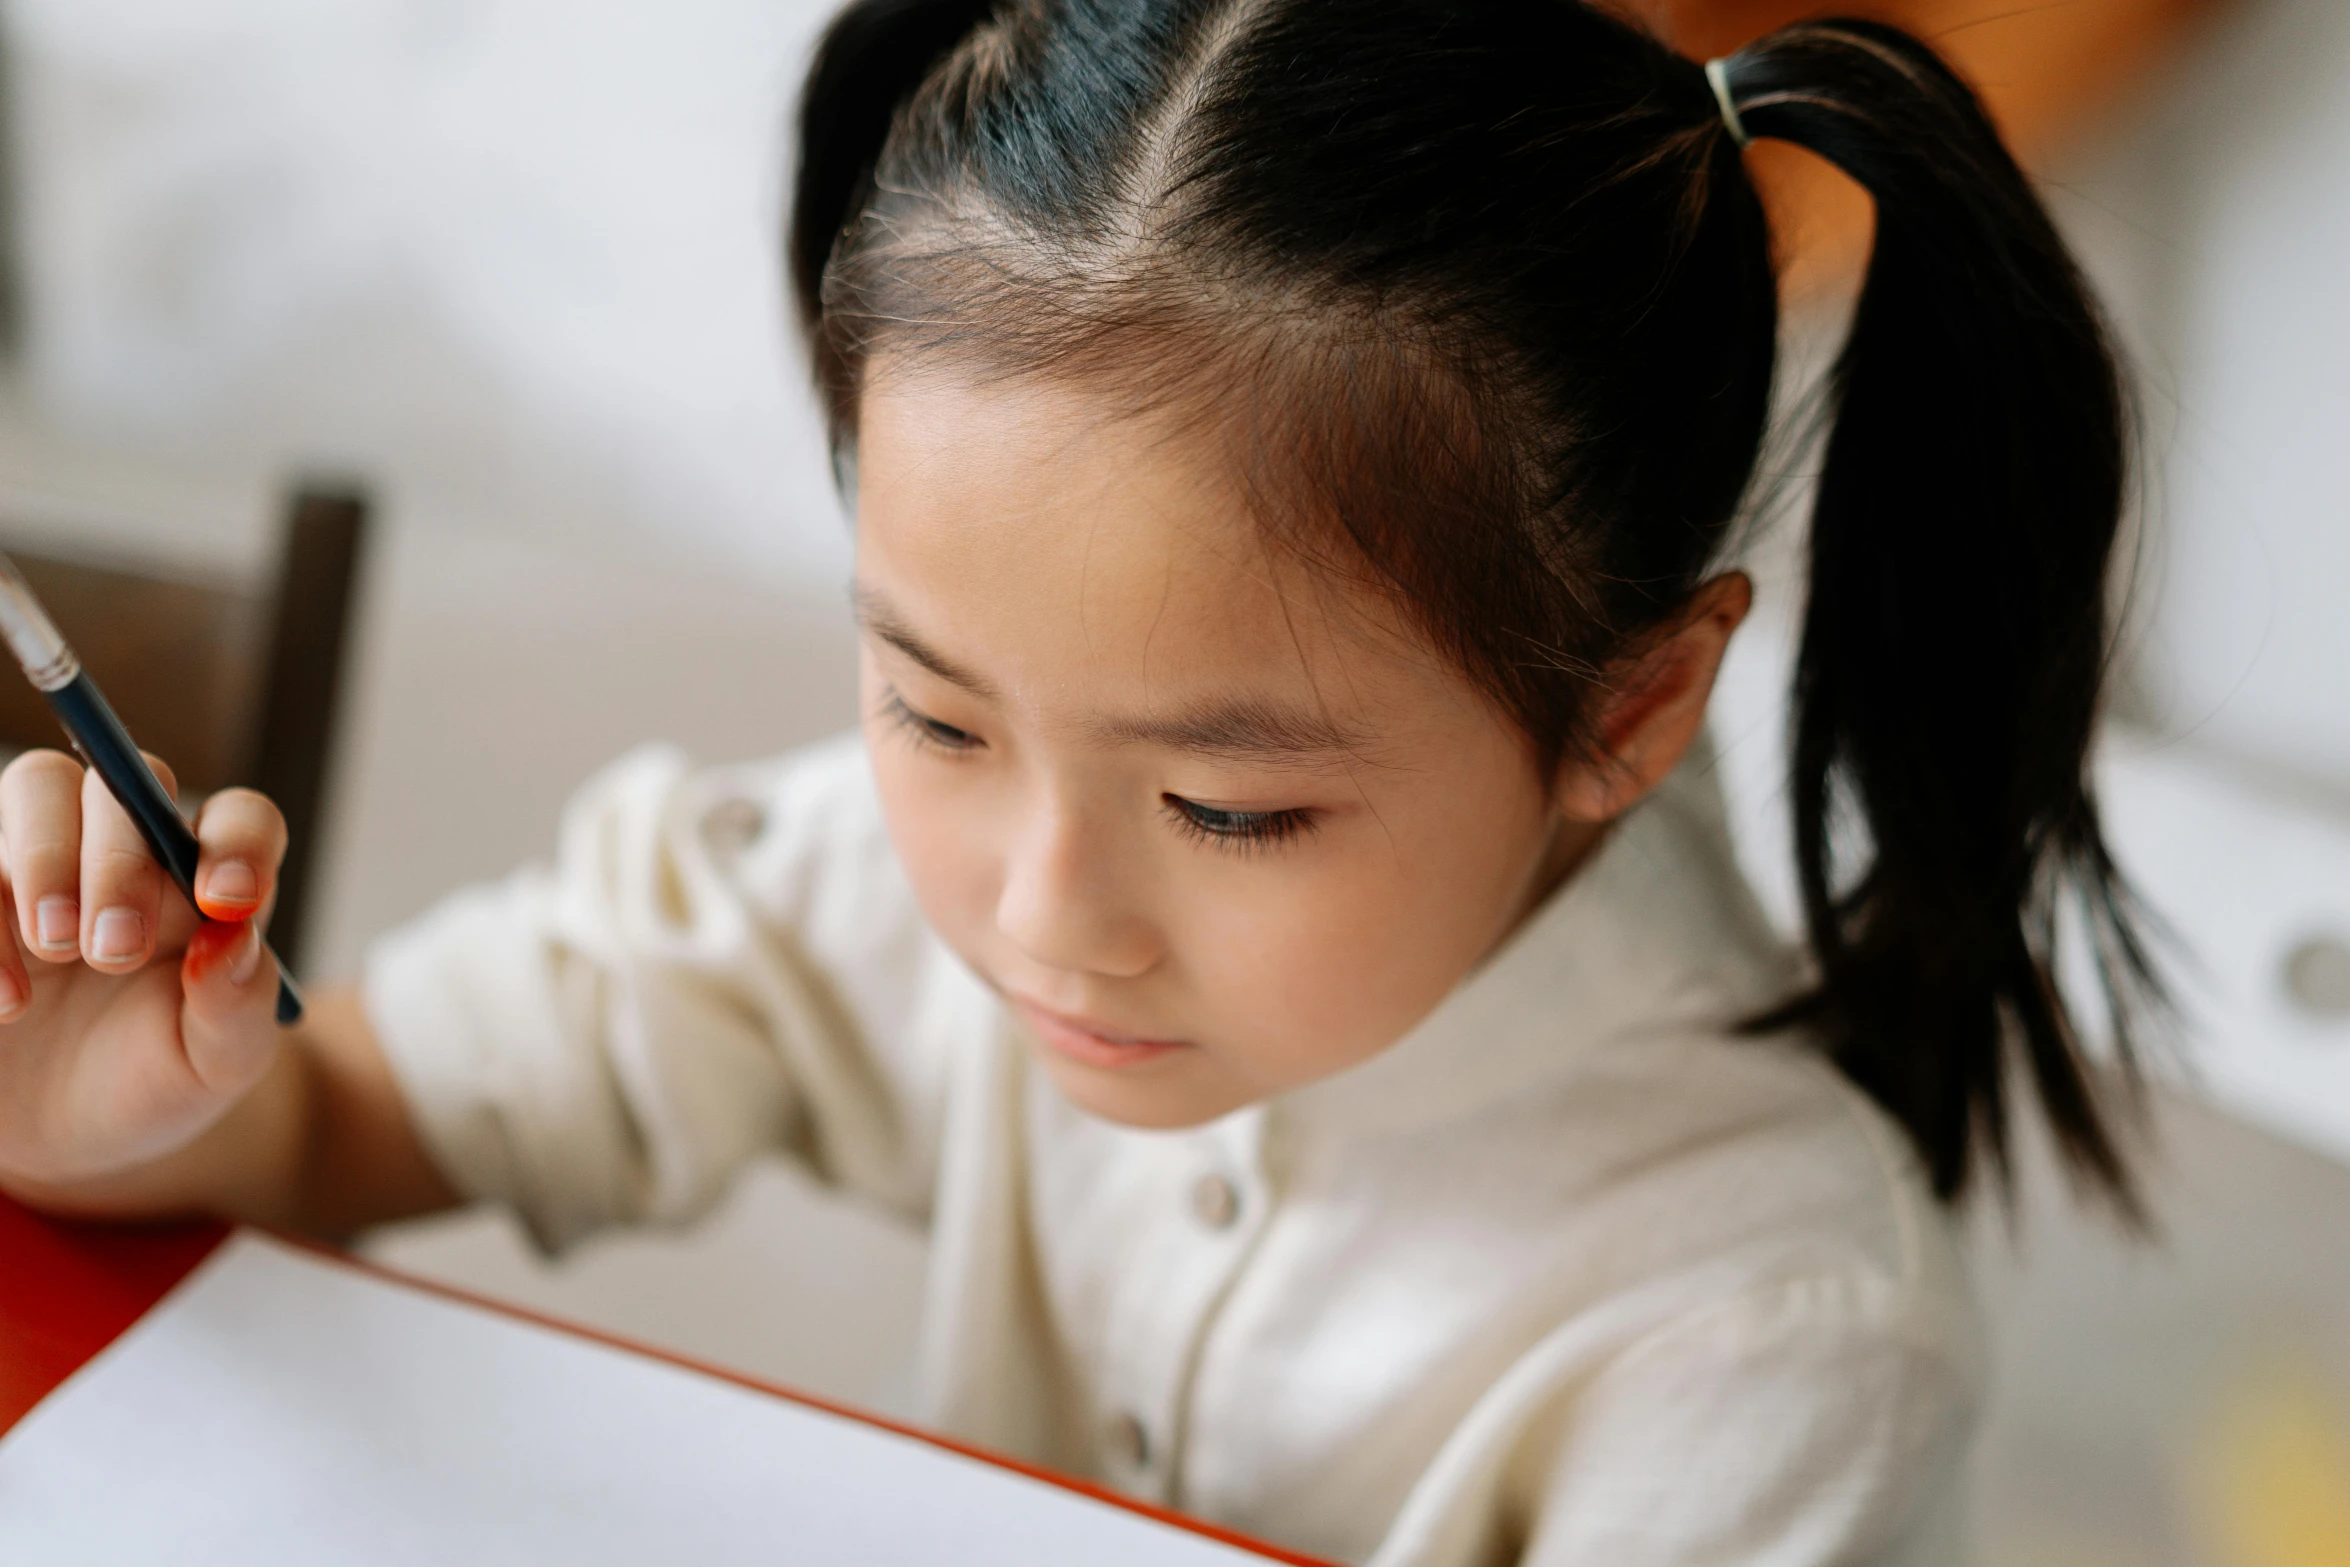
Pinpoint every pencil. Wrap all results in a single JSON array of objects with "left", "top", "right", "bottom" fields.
[{"left": 0, "top": 553, "right": 303, "bottom": 1025}]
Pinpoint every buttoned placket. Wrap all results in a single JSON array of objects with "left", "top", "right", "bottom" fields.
[{"left": 1091, "top": 1106, "right": 1274, "bottom": 1506}]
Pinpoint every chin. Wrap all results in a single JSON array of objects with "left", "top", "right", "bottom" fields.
[{"left": 1032, "top": 1049, "right": 1253, "bottom": 1129}]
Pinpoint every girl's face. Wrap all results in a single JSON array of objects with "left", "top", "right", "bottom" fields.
[{"left": 855, "top": 369, "right": 1711, "bottom": 1129}]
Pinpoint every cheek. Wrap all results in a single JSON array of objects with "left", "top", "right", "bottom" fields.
[
  {"left": 862, "top": 722, "right": 1001, "bottom": 956},
  {"left": 1208, "top": 882, "right": 1425, "bottom": 1060},
  {"left": 1173, "top": 791, "right": 1551, "bottom": 1086}
]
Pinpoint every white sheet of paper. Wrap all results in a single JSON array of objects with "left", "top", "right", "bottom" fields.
[{"left": 0, "top": 1234, "right": 1268, "bottom": 1565}]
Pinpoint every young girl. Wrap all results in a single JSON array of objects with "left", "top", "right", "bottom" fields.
[{"left": 0, "top": 2, "right": 2154, "bottom": 1561}]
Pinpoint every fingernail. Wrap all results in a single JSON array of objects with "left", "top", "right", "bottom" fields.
[
  {"left": 0, "top": 970, "right": 21, "bottom": 1015},
  {"left": 91, "top": 907, "right": 145, "bottom": 962},
  {"left": 35, "top": 896, "right": 78, "bottom": 951},
  {"left": 228, "top": 923, "right": 262, "bottom": 987},
  {"left": 203, "top": 860, "right": 259, "bottom": 907}
]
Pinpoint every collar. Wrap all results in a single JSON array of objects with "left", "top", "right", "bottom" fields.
[{"left": 1270, "top": 734, "right": 1800, "bottom": 1144}]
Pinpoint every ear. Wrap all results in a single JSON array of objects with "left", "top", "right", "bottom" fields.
[{"left": 1553, "top": 572, "right": 1752, "bottom": 824}]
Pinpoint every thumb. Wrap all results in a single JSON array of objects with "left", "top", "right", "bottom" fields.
[{"left": 179, "top": 919, "right": 282, "bottom": 1097}]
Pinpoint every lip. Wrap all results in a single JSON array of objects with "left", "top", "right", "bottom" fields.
[{"left": 1010, "top": 997, "right": 1191, "bottom": 1071}]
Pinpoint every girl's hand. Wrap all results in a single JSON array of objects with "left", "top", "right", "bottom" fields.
[{"left": 0, "top": 748, "right": 287, "bottom": 1195}]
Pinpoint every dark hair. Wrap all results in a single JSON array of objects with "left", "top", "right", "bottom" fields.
[{"left": 789, "top": 0, "right": 2157, "bottom": 1211}]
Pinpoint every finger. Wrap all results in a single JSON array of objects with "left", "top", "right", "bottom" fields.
[
  {"left": 192, "top": 788, "right": 288, "bottom": 925},
  {"left": 180, "top": 917, "right": 280, "bottom": 1095},
  {"left": 0, "top": 862, "right": 32, "bottom": 1022},
  {"left": 80, "top": 763, "right": 169, "bottom": 973},
  {"left": 0, "top": 749, "right": 88, "bottom": 964}
]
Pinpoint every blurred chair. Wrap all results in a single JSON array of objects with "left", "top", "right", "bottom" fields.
[{"left": 0, "top": 484, "right": 369, "bottom": 971}]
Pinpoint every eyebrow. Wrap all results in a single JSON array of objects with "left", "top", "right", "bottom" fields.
[
  {"left": 1085, "top": 699, "right": 1364, "bottom": 766},
  {"left": 856, "top": 587, "right": 1001, "bottom": 700},
  {"left": 857, "top": 586, "right": 1367, "bottom": 767}
]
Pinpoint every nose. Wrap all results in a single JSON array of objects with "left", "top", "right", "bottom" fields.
[{"left": 995, "top": 801, "right": 1161, "bottom": 980}]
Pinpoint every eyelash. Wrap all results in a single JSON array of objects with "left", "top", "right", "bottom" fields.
[
  {"left": 1163, "top": 796, "right": 1318, "bottom": 854},
  {"left": 883, "top": 689, "right": 1317, "bottom": 854},
  {"left": 881, "top": 690, "right": 983, "bottom": 754}
]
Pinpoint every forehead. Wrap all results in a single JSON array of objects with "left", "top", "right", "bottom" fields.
[{"left": 853, "top": 368, "right": 1456, "bottom": 741}]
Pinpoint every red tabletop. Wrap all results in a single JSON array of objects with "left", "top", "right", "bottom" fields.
[{"left": 0, "top": 1195, "right": 227, "bottom": 1436}]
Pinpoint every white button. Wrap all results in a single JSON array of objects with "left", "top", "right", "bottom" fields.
[
  {"left": 1108, "top": 1410, "right": 1151, "bottom": 1470},
  {"left": 2283, "top": 935, "right": 2350, "bottom": 1019},
  {"left": 1189, "top": 1172, "right": 1241, "bottom": 1229},
  {"left": 702, "top": 797, "right": 766, "bottom": 850}
]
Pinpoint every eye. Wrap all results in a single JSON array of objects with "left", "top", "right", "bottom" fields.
[
  {"left": 882, "top": 690, "right": 984, "bottom": 753},
  {"left": 1163, "top": 795, "right": 1317, "bottom": 853}
]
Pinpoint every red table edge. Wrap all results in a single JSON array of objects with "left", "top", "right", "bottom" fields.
[{"left": 0, "top": 1197, "right": 1332, "bottom": 1566}]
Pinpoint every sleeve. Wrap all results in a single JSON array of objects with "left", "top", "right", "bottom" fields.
[
  {"left": 362, "top": 734, "right": 983, "bottom": 1254},
  {"left": 1512, "top": 1275, "right": 1977, "bottom": 1567}
]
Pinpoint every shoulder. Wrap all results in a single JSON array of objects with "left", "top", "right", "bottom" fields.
[
  {"left": 630, "top": 728, "right": 887, "bottom": 875},
  {"left": 1487, "top": 1048, "right": 1979, "bottom": 1561},
  {"left": 526, "top": 732, "right": 975, "bottom": 1015},
  {"left": 703, "top": 732, "right": 900, "bottom": 909},
  {"left": 1502, "top": 1242, "right": 1977, "bottom": 1566},
  {"left": 1575, "top": 1020, "right": 1978, "bottom": 1351},
  {"left": 548, "top": 730, "right": 898, "bottom": 924},
  {"left": 1373, "top": 1043, "right": 1980, "bottom": 1563},
  {"left": 1556, "top": 747, "right": 1973, "bottom": 1344}
]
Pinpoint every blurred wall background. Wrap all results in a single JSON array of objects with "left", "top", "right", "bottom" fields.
[{"left": 2, "top": 2, "right": 2347, "bottom": 1563}]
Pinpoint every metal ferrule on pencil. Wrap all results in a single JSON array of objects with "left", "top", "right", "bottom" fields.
[{"left": 0, "top": 555, "right": 83, "bottom": 694}]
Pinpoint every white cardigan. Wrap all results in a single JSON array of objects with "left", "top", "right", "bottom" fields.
[{"left": 366, "top": 734, "right": 1978, "bottom": 1566}]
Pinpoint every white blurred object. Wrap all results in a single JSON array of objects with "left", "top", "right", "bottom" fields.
[
  {"left": 2062, "top": 0, "right": 2350, "bottom": 793},
  {"left": 2036, "top": 0, "right": 2350, "bottom": 1158},
  {"left": 8, "top": 0, "right": 850, "bottom": 583},
  {"left": 2095, "top": 735, "right": 2350, "bottom": 1165}
]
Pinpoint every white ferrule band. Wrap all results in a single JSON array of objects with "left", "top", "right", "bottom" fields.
[{"left": 1705, "top": 57, "right": 1749, "bottom": 147}]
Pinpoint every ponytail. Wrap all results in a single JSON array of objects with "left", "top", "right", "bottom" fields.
[
  {"left": 790, "top": 0, "right": 995, "bottom": 336},
  {"left": 1720, "top": 22, "right": 2158, "bottom": 1211}
]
